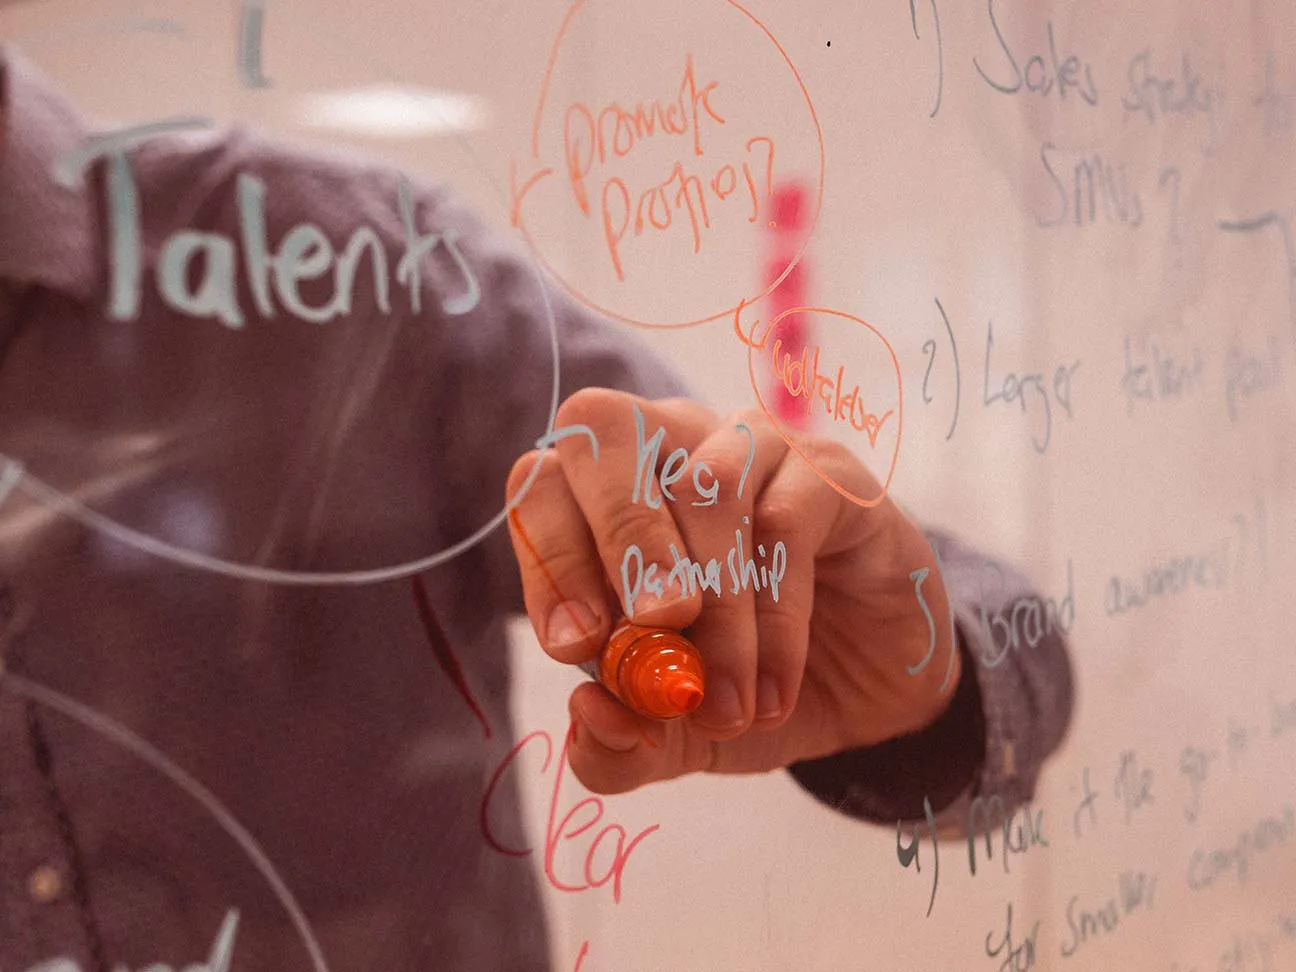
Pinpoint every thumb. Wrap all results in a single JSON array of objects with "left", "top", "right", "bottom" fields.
[{"left": 566, "top": 683, "right": 690, "bottom": 795}]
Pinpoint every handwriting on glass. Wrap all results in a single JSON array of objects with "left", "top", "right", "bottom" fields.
[
  {"left": 1121, "top": 333, "right": 1205, "bottom": 414},
  {"left": 85, "top": 139, "right": 480, "bottom": 326},
  {"left": 560, "top": 56, "right": 776, "bottom": 281},
  {"left": 24, "top": 909, "right": 239, "bottom": 972},
  {"left": 1058, "top": 871, "right": 1157, "bottom": 959},
  {"left": 986, "top": 902, "right": 1041, "bottom": 972},
  {"left": 1114, "top": 750, "right": 1155, "bottom": 824},
  {"left": 621, "top": 530, "right": 788, "bottom": 612},
  {"left": 1036, "top": 144, "right": 1145, "bottom": 229},
  {"left": 898, "top": 795, "right": 1048, "bottom": 917},
  {"left": 973, "top": 0, "right": 1099, "bottom": 107},
  {"left": 1186, "top": 804, "right": 1296, "bottom": 891},
  {"left": 631, "top": 403, "right": 756, "bottom": 509},
  {"left": 978, "top": 559, "right": 1076, "bottom": 668},
  {"left": 480, "top": 728, "right": 658, "bottom": 904},
  {"left": 621, "top": 405, "right": 786, "bottom": 610},
  {"left": 982, "top": 319, "right": 1081, "bottom": 454},
  {"left": 920, "top": 297, "right": 961, "bottom": 441},
  {"left": 771, "top": 338, "right": 895, "bottom": 445},
  {"left": 1179, "top": 745, "right": 1218, "bottom": 824}
]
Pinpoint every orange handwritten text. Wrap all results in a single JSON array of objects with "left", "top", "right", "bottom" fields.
[
  {"left": 772, "top": 338, "right": 895, "bottom": 446},
  {"left": 564, "top": 55, "right": 725, "bottom": 214},
  {"left": 515, "top": 1, "right": 826, "bottom": 328},
  {"left": 559, "top": 54, "right": 776, "bottom": 282},
  {"left": 480, "top": 727, "right": 659, "bottom": 904},
  {"left": 599, "top": 135, "right": 775, "bottom": 281}
]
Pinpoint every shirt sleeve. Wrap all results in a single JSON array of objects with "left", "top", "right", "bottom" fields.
[
  {"left": 786, "top": 530, "right": 1075, "bottom": 830},
  {"left": 246, "top": 145, "right": 1073, "bottom": 813}
]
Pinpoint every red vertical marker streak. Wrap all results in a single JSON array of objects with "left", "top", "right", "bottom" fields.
[
  {"left": 510, "top": 510, "right": 659, "bottom": 749},
  {"left": 411, "top": 574, "right": 493, "bottom": 739},
  {"left": 764, "top": 183, "right": 813, "bottom": 429},
  {"left": 573, "top": 940, "right": 591, "bottom": 971}
]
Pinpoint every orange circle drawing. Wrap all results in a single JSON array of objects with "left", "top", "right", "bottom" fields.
[
  {"left": 514, "top": 0, "right": 826, "bottom": 330},
  {"left": 745, "top": 306, "right": 904, "bottom": 507}
]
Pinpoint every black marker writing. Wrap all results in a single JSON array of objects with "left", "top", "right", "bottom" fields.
[
  {"left": 896, "top": 796, "right": 939, "bottom": 917},
  {"left": 908, "top": 0, "right": 944, "bottom": 118},
  {"left": 238, "top": 1, "right": 272, "bottom": 89},
  {"left": 986, "top": 902, "right": 1040, "bottom": 972}
]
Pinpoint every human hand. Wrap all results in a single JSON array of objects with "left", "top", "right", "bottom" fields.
[{"left": 505, "top": 388, "right": 958, "bottom": 794}]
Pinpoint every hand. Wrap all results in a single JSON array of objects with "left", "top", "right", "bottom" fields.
[{"left": 505, "top": 388, "right": 959, "bottom": 794}]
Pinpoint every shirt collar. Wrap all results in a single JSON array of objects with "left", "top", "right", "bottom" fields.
[{"left": 0, "top": 44, "right": 100, "bottom": 299}]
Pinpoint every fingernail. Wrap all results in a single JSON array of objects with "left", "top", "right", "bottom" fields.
[
  {"left": 698, "top": 677, "right": 744, "bottom": 730},
  {"left": 756, "top": 674, "right": 782, "bottom": 720},
  {"left": 577, "top": 714, "right": 639, "bottom": 753},
  {"left": 546, "top": 601, "right": 597, "bottom": 650},
  {"left": 630, "top": 590, "right": 685, "bottom": 623}
]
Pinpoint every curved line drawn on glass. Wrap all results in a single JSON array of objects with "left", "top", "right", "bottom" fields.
[
  {"left": 895, "top": 795, "right": 939, "bottom": 917},
  {"left": 512, "top": 0, "right": 826, "bottom": 330},
  {"left": 935, "top": 297, "right": 960, "bottom": 440},
  {"left": 23, "top": 910, "right": 241, "bottom": 972},
  {"left": 412, "top": 574, "right": 492, "bottom": 739},
  {"left": 734, "top": 422, "right": 756, "bottom": 500},
  {"left": 536, "top": 424, "right": 602, "bottom": 460},
  {"left": 744, "top": 304, "right": 904, "bottom": 508},
  {"left": 920, "top": 297, "right": 961, "bottom": 440},
  {"left": 908, "top": 548, "right": 964, "bottom": 699},
  {"left": 0, "top": 673, "right": 331, "bottom": 972},
  {"left": 0, "top": 457, "right": 23, "bottom": 510},
  {"left": 1219, "top": 209, "right": 1296, "bottom": 340},
  {"left": 238, "top": 1, "right": 272, "bottom": 89},
  {"left": 908, "top": 0, "right": 944, "bottom": 118},
  {"left": 907, "top": 567, "right": 937, "bottom": 676},
  {"left": 1, "top": 423, "right": 568, "bottom": 584}
]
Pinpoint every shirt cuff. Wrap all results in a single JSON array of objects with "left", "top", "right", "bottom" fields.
[{"left": 785, "top": 627, "right": 986, "bottom": 824}]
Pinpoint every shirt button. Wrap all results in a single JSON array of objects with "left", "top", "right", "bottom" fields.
[{"left": 28, "top": 864, "right": 63, "bottom": 903}]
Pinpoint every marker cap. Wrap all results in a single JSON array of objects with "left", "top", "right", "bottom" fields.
[{"left": 599, "top": 622, "right": 706, "bottom": 720}]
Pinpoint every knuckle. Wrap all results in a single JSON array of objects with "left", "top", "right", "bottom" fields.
[
  {"left": 527, "top": 539, "right": 596, "bottom": 591},
  {"left": 724, "top": 405, "right": 767, "bottom": 430},
  {"left": 659, "top": 396, "right": 718, "bottom": 426},
  {"left": 601, "top": 509, "right": 667, "bottom": 563},
  {"left": 752, "top": 493, "right": 802, "bottom": 536}
]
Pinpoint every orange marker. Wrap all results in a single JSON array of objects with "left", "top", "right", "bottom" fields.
[{"left": 584, "top": 621, "right": 706, "bottom": 720}]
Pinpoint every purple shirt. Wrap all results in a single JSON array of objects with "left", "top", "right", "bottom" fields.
[{"left": 0, "top": 48, "right": 1071, "bottom": 972}]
